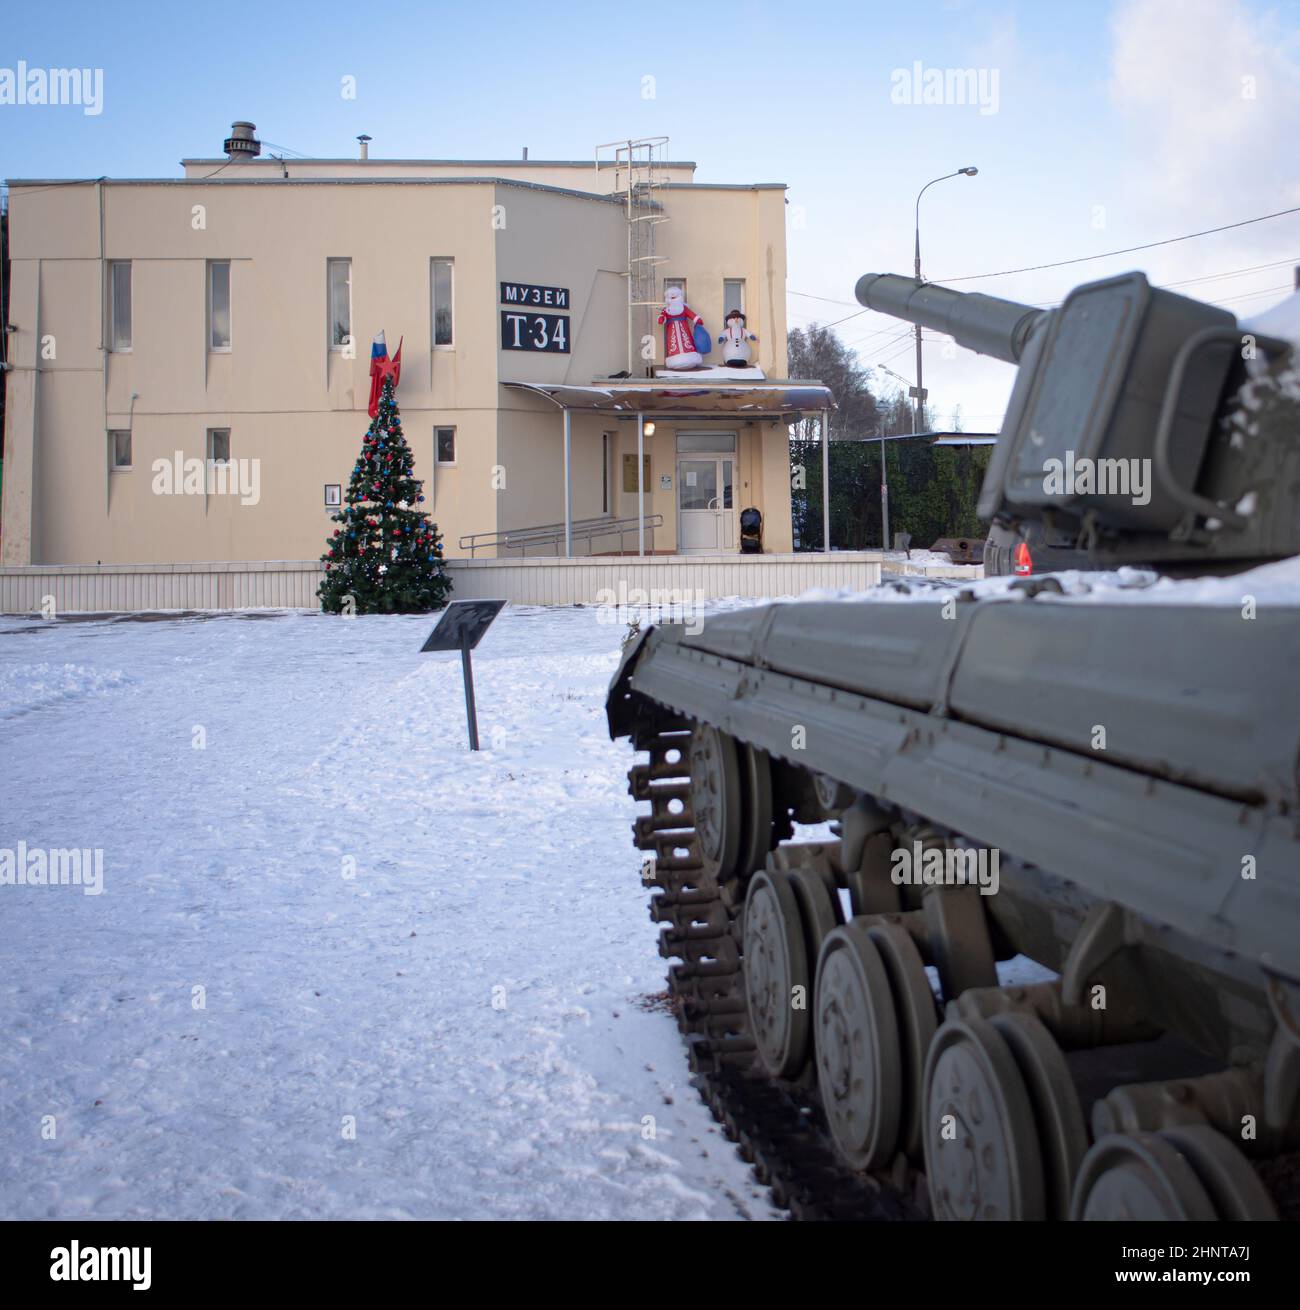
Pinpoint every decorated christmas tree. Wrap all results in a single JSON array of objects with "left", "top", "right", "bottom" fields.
[{"left": 318, "top": 342, "right": 451, "bottom": 614}]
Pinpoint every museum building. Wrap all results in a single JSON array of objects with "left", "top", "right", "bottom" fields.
[{"left": 1, "top": 126, "right": 834, "bottom": 566}]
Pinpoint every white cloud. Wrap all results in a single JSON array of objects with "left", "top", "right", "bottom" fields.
[{"left": 1108, "top": 0, "right": 1300, "bottom": 211}]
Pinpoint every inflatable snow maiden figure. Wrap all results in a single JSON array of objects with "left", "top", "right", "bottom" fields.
[
  {"left": 658, "top": 285, "right": 703, "bottom": 369},
  {"left": 718, "top": 310, "right": 758, "bottom": 367}
]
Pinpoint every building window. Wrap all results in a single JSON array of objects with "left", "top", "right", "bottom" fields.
[
  {"left": 209, "top": 261, "right": 231, "bottom": 351},
  {"left": 208, "top": 428, "right": 231, "bottom": 463},
  {"left": 602, "top": 433, "right": 610, "bottom": 514},
  {"left": 109, "top": 430, "right": 132, "bottom": 469},
  {"left": 436, "top": 426, "right": 456, "bottom": 465},
  {"left": 664, "top": 276, "right": 687, "bottom": 303},
  {"left": 328, "top": 258, "right": 352, "bottom": 351},
  {"left": 723, "top": 279, "right": 745, "bottom": 317},
  {"left": 109, "top": 262, "right": 132, "bottom": 351},
  {"left": 431, "top": 258, "right": 454, "bottom": 347},
  {"left": 677, "top": 432, "right": 737, "bottom": 453}
]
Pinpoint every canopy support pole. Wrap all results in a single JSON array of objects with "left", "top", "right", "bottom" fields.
[
  {"left": 821, "top": 407, "right": 830, "bottom": 553},
  {"left": 637, "top": 412, "right": 646, "bottom": 557},
  {"left": 563, "top": 408, "right": 573, "bottom": 557}
]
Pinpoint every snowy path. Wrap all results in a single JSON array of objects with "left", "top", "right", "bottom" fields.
[{"left": 0, "top": 606, "right": 777, "bottom": 1220}]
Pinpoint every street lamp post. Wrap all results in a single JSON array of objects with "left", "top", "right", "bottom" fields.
[{"left": 913, "top": 167, "right": 978, "bottom": 431}]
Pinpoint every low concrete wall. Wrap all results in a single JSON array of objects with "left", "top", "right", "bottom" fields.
[{"left": 0, "top": 553, "right": 885, "bottom": 614}]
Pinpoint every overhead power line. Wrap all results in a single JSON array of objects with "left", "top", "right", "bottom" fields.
[{"left": 934, "top": 205, "right": 1300, "bottom": 284}]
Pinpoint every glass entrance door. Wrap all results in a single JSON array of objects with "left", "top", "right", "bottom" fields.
[{"left": 678, "top": 457, "right": 735, "bottom": 553}]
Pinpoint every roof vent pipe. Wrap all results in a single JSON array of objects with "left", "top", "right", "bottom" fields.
[
  {"left": 223, "top": 121, "right": 261, "bottom": 161},
  {"left": 522, "top": 147, "right": 528, "bottom": 160},
  {"left": 357, "top": 134, "right": 371, "bottom": 161}
]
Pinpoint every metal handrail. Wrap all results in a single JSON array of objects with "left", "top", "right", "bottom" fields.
[{"left": 459, "top": 513, "right": 664, "bottom": 558}]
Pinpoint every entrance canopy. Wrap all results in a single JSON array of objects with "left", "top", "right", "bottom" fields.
[
  {"left": 503, "top": 379, "right": 836, "bottom": 419},
  {"left": 502, "top": 380, "right": 837, "bottom": 557}
]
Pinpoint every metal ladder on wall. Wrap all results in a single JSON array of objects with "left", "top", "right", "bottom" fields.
[{"left": 595, "top": 137, "right": 670, "bottom": 376}]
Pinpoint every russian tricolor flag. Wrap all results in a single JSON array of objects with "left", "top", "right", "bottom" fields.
[{"left": 367, "top": 330, "right": 403, "bottom": 418}]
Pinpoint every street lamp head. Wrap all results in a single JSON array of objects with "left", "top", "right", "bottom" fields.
[{"left": 960, "top": 166, "right": 979, "bottom": 176}]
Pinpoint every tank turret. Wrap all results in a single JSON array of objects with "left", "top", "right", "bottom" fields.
[{"left": 856, "top": 271, "right": 1298, "bottom": 573}]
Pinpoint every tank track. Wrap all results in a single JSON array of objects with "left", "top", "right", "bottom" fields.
[
  {"left": 630, "top": 722, "right": 922, "bottom": 1221},
  {"left": 628, "top": 717, "right": 1300, "bottom": 1222}
]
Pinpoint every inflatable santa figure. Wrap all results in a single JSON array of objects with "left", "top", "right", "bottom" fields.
[
  {"left": 718, "top": 310, "right": 758, "bottom": 368},
  {"left": 658, "top": 285, "right": 704, "bottom": 369}
]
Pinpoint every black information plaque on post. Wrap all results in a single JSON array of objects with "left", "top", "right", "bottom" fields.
[{"left": 420, "top": 599, "right": 506, "bottom": 750}]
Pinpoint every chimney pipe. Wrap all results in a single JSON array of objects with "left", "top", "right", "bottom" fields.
[
  {"left": 522, "top": 147, "right": 528, "bottom": 161},
  {"left": 223, "top": 121, "right": 261, "bottom": 161},
  {"left": 357, "top": 134, "right": 372, "bottom": 161}
]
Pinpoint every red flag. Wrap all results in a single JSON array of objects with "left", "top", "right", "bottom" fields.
[{"left": 367, "top": 333, "right": 404, "bottom": 418}]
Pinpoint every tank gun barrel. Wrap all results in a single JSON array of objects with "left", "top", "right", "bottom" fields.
[{"left": 854, "top": 274, "right": 1046, "bottom": 364}]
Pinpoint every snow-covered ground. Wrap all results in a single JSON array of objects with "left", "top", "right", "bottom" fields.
[{"left": 0, "top": 605, "right": 779, "bottom": 1221}]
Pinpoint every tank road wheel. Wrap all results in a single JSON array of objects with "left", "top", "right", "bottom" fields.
[
  {"left": 1071, "top": 1128, "right": 1276, "bottom": 1221},
  {"left": 1070, "top": 1133, "right": 1217, "bottom": 1221},
  {"left": 988, "top": 1010, "right": 1089, "bottom": 1220},
  {"left": 813, "top": 922, "right": 903, "bottom": 1170},
  {"left": 730, "top": 745, "right": 774, "bottom": 907},
  {"left": 744, "top": 870, "right": 811, "bottom": 1078},
  {"left": 923, "top": 1017, "right": 1047, "bottom": 1220},
  {"left": 688, "top": 724, "right": 743, "bottom": 885},
  {"left": 1159, "top": 1126, "right": 1278, "bottom": 1221},
  {"left": 866, "top": 919, "right": 938, "bottom": 1160},
  {"left": 787, "top": 867, "right": 842, "bottom": 961}
]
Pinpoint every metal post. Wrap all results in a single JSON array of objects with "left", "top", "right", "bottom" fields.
[
  {"left": 563, "top": 407, "right": 573, "bottom": 557},
  {"left": 461, "top": 641, "right": 479, "bottom": 751},
  {"left": 880, "top": 431, "right": 891, "bottom": 550},
  {"left": 821, "top": 408, "right": 830, "bottom": 553},
  {"left": 914, "top": 225, "right": 924, "bottom": 434},
  {"left": 637, "top": 412, "right": 646, "bottom": 557}
]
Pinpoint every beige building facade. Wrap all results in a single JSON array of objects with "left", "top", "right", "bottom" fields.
[{"left": 2, "top": 138, "right": 807, "bottom": 567}]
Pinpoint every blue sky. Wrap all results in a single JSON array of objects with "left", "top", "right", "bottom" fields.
[{"left": 4, "top": 0, "right": 1300, "bottom": 425}]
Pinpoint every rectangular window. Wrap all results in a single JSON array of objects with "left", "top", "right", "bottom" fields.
[
  {"left": 208, "top": 428, "right": 231, "bottom": 463},
  {"left": 109, "top": 261, "right": 132, "bottom": 351},
  {"left": 328, "top": 258, "right": 352, "bottom": 350},
  {"left": 723, "top": 279, "right": 745, "bottom": 317},
  {"left": 109, "top": 429, "right": 132, "bottom": 469},
  {"left": 432, "top": 258, "right": 454, "bottom": 347},
  {"left": 209, "top": 261, "right": 231, "bottom": 350},
  {"left": 602, "top": 433, "right": 610, "bottom": 514},
  {"left": 664, "top": 276, "right": 687, "bottom": 302},
  {"left": 436, "top": 426, "right": 456, "bottom": 465},
  {"left": 676, "top": 432, "right": 737, "bottom": 453}
]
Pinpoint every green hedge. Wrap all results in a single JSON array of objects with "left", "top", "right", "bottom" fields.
[{"left": 790, "top": 438, "right": 992, "bottom": 551}]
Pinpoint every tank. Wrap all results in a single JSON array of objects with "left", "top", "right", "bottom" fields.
[
  {"left": 855, "top": 271, "right": 1300, "bottom": 575},
  {"left": 605, "top": 271, "right": 1300, "bottom": 1221}
]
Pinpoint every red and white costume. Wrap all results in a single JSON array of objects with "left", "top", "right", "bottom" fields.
[{"left": 658, "top": 285, "right": 703, "bottom": 369}]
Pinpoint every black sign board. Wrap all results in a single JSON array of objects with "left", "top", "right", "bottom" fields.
[
  {"left": 500, "top": 282, "right": 570, "bottom": 310},
  {"left": 420, "top": 599, "right": 507, "bottom": 750},
  {"left": 501, "top": 310, "right": 570, "bottom": 354},
  {"left": 420, "top": 599, "right": 506, "bottom": 652}
]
